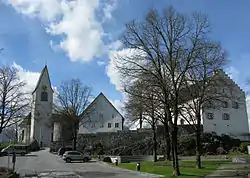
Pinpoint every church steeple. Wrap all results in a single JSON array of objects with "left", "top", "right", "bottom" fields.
[
  {"left": 32, "top": 65, "right": 53, "bottom": 94},
  {"left": 30, "top": 65, "right": 54, "bottom": 147}
]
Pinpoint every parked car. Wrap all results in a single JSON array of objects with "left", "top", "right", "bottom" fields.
[
  {"left": 57, "top": 147, "right": 73, "bottom": 156},
  {"left": 1, "top": 144, "right": 28, "bottom": 156},
  {"left": 62, "top": 151, "right": 91, "bottom": 163}
]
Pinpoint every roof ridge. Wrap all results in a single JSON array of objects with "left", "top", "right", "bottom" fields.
[{"left": 216, "top": 69, "right": 245, "bottom": 95}]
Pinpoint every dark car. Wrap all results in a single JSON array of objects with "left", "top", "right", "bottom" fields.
[{"left": 57, "top": 147, "right": 73, "bottom": 156}]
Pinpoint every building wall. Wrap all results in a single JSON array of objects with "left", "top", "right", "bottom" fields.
[
  {"left": 79, "top": 94, "right": 123, "bottom": 134},
  {"left": 202, "top": 97, "right": 249, "bottom": 136},
  {"left": 178, "top": 80, "right": 249, "bottom": 138},
  {"left": 53, "top": 122, "right": 62, "bottom": 141},
  {"left": 30, "top": 69, "right": 53, "bottom": 146}
]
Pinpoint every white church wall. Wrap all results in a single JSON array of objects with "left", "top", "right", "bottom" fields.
[
  {"left": 79, "top": 93, "right": 123, "bottom": 134},
  {"left": 29, "top": 66, "right": 53, "bottom": 146}
]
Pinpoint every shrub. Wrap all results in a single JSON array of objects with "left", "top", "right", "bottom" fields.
[
  {"left": 239, "top": 142, "right": 250, "bottom": 154},
  {"left": 103, "top": 157, "right": 112, "bottom": 163},
  {"left": 0, "top": 142, "right": 11, "bottom": 151}
]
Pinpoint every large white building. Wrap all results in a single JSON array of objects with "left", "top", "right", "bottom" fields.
[
  {"left": 78, "top": 93, "right": 124, "bottom": 134},
  {"left": 179, "top": 70, "right": 249, "bottom": 140}
]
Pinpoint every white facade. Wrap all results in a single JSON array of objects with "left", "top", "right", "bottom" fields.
[
  {"left": 29, "top": 66, "right": 53, "bottom": 146},
  {"left": 78, "top": 93, "right": 124, "bottom": 134},
  {"left": 202, "top": 98, "right": 249, "bottom": 136},
  {"left": 178, "top": 70, "right": 249, "bottom": 138}
]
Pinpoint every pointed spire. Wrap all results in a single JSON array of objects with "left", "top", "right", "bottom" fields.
[{"left": 32, "top": 65, "right": 51, "bottom": 94}]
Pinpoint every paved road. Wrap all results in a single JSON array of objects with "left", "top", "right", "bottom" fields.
[{"left": 0, "top": 149, "right": 160, "bottom": 178}]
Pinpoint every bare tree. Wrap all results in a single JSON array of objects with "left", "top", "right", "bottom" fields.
[
  {"left": 179, "top": 36, "right": 227, "bottom": 168},
  {"left": 54, "top": 79, "right": 94, "bottom": 150},
  {"left": 124, "top": 77, "right": 160, "bottom": 162},
  {"left": 124, "top": 80, "right": 146, "bottom": 129},
  {"left": 114, "top": 6, "right": 221, "bottom": 175},
  {"left": 0, "top": 66, "right": 29, "bottom": 134}
]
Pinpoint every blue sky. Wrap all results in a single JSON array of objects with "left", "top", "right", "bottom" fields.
[{"left": 1, "top": 0, "right": 250, "bottom": 111}]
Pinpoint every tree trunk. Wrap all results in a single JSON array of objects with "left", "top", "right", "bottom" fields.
[
  {"left": 163, "top": 122, "right": 171, "bottom": 161},
  {"left": 139, "top": 110, "right": 143, "bottom": 129},
  {"left": 73, "top": 137, "right": 77, "bottom": 151},
  {"left": 73, "top": 122, "right": 78, "bottom": 151},
  {"left": 15, "top": 123, "right": 18, "bottom": 143},
  {"left": 196, "top": 114, "right": 202, "bottom": 169},
  {"left": 152, "top": 121, "right": 157, "bottom": 162},
  {"left": 172, "top": 125, "right": 180, "bottom": 176}
]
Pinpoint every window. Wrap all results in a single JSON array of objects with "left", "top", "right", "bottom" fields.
[
  {"left": 206, "top": 101, "right": 214, "bottom": 108},
  {"left": 21, "top": 130, "right": 24, "bottom": 141},
  {"left": 222, "top": 113, "right": 230, "bottom": 120},
  {"left": 91, "top": 124, "right": 95, "bottom": 128},
  {"left": 108, "top": 123, "right": 112, "bottom": 128},
  {"left": 115, "top": 123, "right": 119, "bottom": 128},
  {"left": 207, "top": 113, "right": 214, "bottom": 120},
  {"left": 222, "top": 101, "right": 228, "bottom": 108},
  {"left": 69, "top": 152, "right": 80, "bottom": 155},
  {"left": 112, "top": 114, "right": 115, "bottom": 118},
  {"left": 180, "top": 119, "right": 184, "bottom": 125},
  {"left": 100, "top": 124, "right": 104, "bottom": 128},
  {"left": 41, "top": 92, "right": 48, "bottom": 101},
  {"left": 232, "top": 101, "right": 239, "bottom": 109},
  {"left": 99, "top": 113, "right": 103, "bottom": 119}
]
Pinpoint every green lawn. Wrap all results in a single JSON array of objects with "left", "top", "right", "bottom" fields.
[{"left": 111, "top": 160, "right": 231, "bottom": 178}]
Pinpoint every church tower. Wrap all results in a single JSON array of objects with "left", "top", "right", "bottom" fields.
[{"left": 30, "top": 65, "right": 53, "bottom": 147}]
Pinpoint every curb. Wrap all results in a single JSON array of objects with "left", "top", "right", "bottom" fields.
[{"left": 97, "top": 160, "right": 164, "bottom": 178}]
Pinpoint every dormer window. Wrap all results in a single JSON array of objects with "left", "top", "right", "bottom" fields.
[{"left": 41, "top": 91, "right": 48, "bottom": 101}]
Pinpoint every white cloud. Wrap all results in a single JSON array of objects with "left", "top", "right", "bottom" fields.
[
  {"left": 109, "top": 99, "right": 123, "bottom": 114},
  {"left": 12, "top": 62, "right": 59, "bottom": 103},
  {"left": 97, "top": 60, "right": 105, "bottom": 66},
  {"left": 7, "top": 0, "right": 118, "bottom": 62},
  {"left": 102, "top": 0, "right": 117, "bottom": 22},
  {"left": 106, "top": 48, "right": 145, "bottom": 92},
  {"left": 108, "top": 40, "right": 122, "bottom": 51},
  {"left": 12, "top": 62, "right": 40, "bottom": 94}
]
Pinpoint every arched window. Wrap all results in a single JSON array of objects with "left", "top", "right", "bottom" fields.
[
  {"left": 180, "top": 119, "right": 184, "bottom": 125},
  {"left": 41, "top": 92, "right": 48, "bottom": 101}
]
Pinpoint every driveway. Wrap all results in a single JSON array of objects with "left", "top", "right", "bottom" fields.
[{"left": 0, "top": 149, "right": 160, "bottom": 178}]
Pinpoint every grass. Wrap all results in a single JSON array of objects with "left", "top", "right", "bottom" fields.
[
  {"left": 110, "top": 160, "right": 231, "bottom": 178},
  {"left": 227, "top": 152, "right": 250, "bottom": 158}
]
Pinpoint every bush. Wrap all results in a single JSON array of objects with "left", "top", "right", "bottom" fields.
[
  {"left": 178, "top": 135, "right": 196, "bottom": 156},
  {"left": 103, "top": 157, "right": 112, "bottom": 163},
  {"left": 239, "top": 142, "right": 250, "bottom": 154},
  {"left": 0, "top": 142, "right": 11, "bottom": 151}
]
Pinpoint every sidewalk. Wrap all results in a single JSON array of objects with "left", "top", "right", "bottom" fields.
[
  {"left": 205, "top": 163, "right": 250, "bottom": 177},
  {"left": 97, "top": 160, "right": 164, "bottom": 178}
]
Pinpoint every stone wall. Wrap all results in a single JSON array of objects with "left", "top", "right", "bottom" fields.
[{"left": 77, "top": 128, "right": 165, "bottom": 155}]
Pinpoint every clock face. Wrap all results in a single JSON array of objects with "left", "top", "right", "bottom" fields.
[{"left": 42, "top": 85, "right": 47, "bottom": 90}]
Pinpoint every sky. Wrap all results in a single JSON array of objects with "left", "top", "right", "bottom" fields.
[{"left": 1, "top": 0, "right": 250, "bottom": 128}]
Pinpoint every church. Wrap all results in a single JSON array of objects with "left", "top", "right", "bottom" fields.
[
  {"left": 18, "top": 65, "right": 125, "bottom": 147},
  {"left": 18, "top": 65, "right": 53, "bottom": 146}
]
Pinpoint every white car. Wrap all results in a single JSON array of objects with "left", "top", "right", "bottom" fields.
[{"left": 62, "top": 151, "right": 92, "bottom": 163}]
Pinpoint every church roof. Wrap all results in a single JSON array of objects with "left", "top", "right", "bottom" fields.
[
  {"left": 83, "top": 92, "right": 125, "bottom": 121},
  {"left": 32, "top": 65, "right": 53, "bottom": 94}
]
